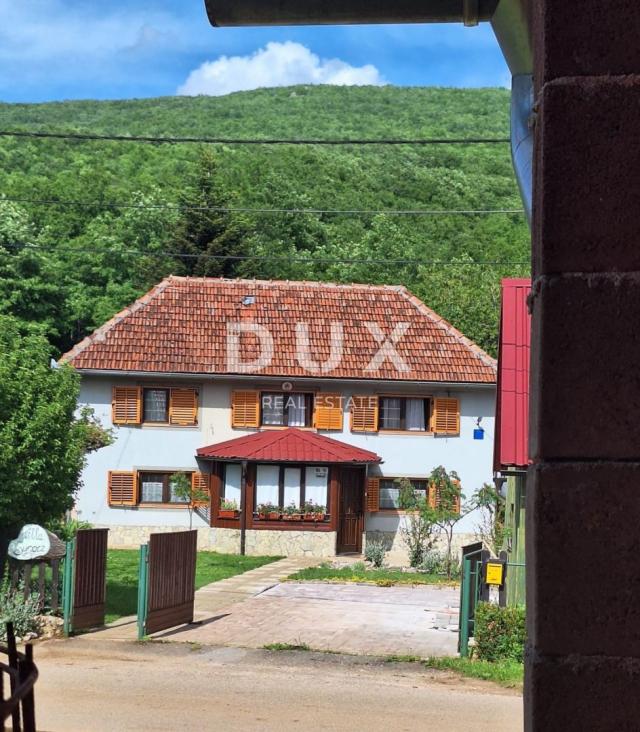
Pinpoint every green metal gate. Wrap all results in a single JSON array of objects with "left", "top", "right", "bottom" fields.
[{"left": 458, "top": 545, "right": 489, "bottom": 657}]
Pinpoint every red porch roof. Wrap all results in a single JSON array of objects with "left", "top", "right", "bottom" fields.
[
  {"left": 197, "top": 428, "right": 382, "bottom": 464},
  {"left": 494, "top": 278, "right": 531, "bottom": 470}
]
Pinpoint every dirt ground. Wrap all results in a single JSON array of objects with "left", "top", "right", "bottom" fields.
[{"left": 33, "top": 637, "right": 522, "bottom": 732}]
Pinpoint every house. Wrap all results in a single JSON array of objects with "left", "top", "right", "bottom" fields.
[
  {"left": 61, "top": 276, "right": 497, "bottom": 561},
  {"left": 493, "top": 277, "right": 531, "bottom": 604}
]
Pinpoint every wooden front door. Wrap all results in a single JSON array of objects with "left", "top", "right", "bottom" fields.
[{"left": 337, "top": 468, "right": 364, "bottom": 553}]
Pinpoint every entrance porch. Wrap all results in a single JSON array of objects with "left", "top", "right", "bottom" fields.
[{"left": 196, "top": 428, "right": 382, "bottom": 556}]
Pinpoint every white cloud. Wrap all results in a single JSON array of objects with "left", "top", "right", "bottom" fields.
[{"left": 177, "top": 41, "right": 385, "bottom": 96}]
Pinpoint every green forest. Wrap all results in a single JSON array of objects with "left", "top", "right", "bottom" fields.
[{"left": 0, "top": 85, "right": 530, "bottom": 357}]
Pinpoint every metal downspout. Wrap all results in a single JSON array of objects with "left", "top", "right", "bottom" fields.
[{"left": 491, "top": 0, "right": 534, "bottom": 225}]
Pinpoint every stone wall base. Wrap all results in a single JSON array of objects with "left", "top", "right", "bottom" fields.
[
  {"left": 103, "top": 524, "right": 213, "bottom": 551},
  {"left": 103, "top": 524, "right": 337, "bottom": 558},
  {"left": 364, "top": 530, "right": 482, "bottom": 567}
]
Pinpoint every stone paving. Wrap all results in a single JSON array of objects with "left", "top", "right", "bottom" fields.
[
  {"left": 92, "top": 557, "right": 318, "bottom": 641},
  {"left": 93, "top": 556, "right": 460, "bottom": 658},
  {"left": 157, "top": 580, "right": 460, "bottom": 658}
]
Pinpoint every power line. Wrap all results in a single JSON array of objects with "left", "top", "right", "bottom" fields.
[
  {"left": 2, "top": 196, "right": 526, "bottom": 218},
  {"left": 0, "top": 129, "right": 511, "bottom": 146},
  {"left": 11, "top": 242, "right": 530, "bottom": 268}
]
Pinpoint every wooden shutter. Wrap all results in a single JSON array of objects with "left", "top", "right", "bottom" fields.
[
  {"left": 108, "top": 471, "right": 137, "bottom": 506},
  {"left": 191, "top": 472, "right": 210, "bottom": 507},
  {"left": 350, "top": 395, "right": 379, "bottom": 432},
  {"left": 111, "top": 387, "right": 141, "bottom": 425},
  {"left": 432, "top": 397, "right": 460, "bottom": 435},
  {"left": 314, "top": 394, "right": 343, "bottom": 431},
  {"left": 366, "top": 478, "right": 380, "bottom": 512},
  {"left": 231, "top": 390, "right": 260, "bottom": 428},
  {"left": 169, "top": 388, "right": 198, "bottom": 425}
]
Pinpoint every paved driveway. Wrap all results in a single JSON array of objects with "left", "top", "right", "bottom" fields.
[{"left": 158, "top": 580, "right": 460, "bottom": 658}]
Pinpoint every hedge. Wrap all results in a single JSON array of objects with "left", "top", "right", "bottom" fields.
[{"left": 474, "top": 602, "right": 526, "bottom": 662}]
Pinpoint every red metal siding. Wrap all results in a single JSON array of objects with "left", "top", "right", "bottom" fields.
[{"left": 494, "top": 279, "right": 531, "bottom": 469}]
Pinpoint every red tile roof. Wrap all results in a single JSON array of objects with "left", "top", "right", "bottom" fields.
[
  {"left": 61, "top": 276, "right": 496, "bottom": 384},
  {"left": 494, "top": 278, "right": 531, "bottom": 470},
  {"left": 197, "top": 428, "right": 382, "bottom": 464}
]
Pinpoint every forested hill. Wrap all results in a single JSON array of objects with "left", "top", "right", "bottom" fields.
[{"left": 0, "top": 86, "right": 529, "bottom": 357}]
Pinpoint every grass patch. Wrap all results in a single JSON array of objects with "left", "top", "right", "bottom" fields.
[
  {"left": 287, "top": 564, "right": 456, "bottom": 587},
  {"left": 263, "top": 642, "right": 311, "bottom": 652},
  {"left": 105, "top": 549, "right": 280, "bottom": 624},
  {"left": 424, "top": 657, "right": 524, "bottom": 689}
]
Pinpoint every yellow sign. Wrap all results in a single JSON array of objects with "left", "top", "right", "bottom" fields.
[{"left": 485, "top": 562, "right": 504, "bottom": 586}]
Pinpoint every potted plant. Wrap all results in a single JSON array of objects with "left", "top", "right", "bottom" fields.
[
  {"left": 303, "top": 501, "right": 326, "bottom": 522},
  {"left": 219, "top": 498, "right": 239, "bottom": 519},
  {"left": 283, "top": 502, "right": 303, "bottom": 521},
  {"left": 257, "top": 503, "right": 280, "bottom": 520}
]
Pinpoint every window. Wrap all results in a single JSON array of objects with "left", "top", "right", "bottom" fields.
[
  {"left": 379, "top": 478, "right": 428, "bottom": 509},
  {"left": 223, "top": 463, "right": 242, "bottom": 506},
  {"left": 112, "top": 386, "right": 198, "bottom": 426},
  {"left": 379, "top": 397, "right": 431, "bottom": 432},
  {"left": 139, "top": 472, "right": 190, "bottom": 504},
  {"left": 260, "top": 392, "right": 313, "bottom": 427},
  {"left": 143, "top": 389, "right": 169, "bottom": 423},
  {"left": 254, "top": 464, "right": 329, "bottom": 511}
]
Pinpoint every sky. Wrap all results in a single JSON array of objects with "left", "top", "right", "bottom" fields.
[{"left": 0, "top": 0, "right": 510, "bottom": 103}]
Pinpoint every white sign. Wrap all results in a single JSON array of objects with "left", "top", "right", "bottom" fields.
[{"left": 8, "top": 524, "right": 51, "bottom": 561}]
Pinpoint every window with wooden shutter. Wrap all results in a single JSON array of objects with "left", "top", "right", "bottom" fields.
[
  {"left": 350, "top": 395, "right": 379, "bottom": 432},
  {"left": 231, "top": 390, "right": 260, "bottom": 428},
  {"left": 112, "top": 387, "right": 142, "bottom": 425},
  {"left": 191, "top": 472, "right": 210, "bottom": 506},
  {"left": 169, "top": 388, "right": 198, "bottom": 426},
  {"left": 366, "top": 477, "right": 380, "bottom": 512},
  {"left": 314, "top": 394, "right": 343, "bottom": 431},
  {"left": 108, "top": 471, "right": 137, "bottom": 506},
  {"left": 432, "top": 397, "right": 460, "bottom": 435}
]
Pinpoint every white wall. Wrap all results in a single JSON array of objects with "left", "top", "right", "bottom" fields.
[{"left": 76, "top": 375, "right": 495, "bottom": 536}]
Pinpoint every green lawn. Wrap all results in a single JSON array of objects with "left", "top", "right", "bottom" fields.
[
  {"left": 424, "top": 657, "right": 524, "bottom": 689},
  {"left": 105, "top": 549, "right": 280, "bottom": 624},
  {"left": 287, "top": 563, "right": 458, "bottom": 587}
]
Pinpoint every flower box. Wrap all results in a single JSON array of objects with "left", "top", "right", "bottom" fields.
[
  {"left": 267, "top": 511, "right": 281, "bottom": 521},
  {"left": 219, "top": 509, "right": 239, "bottom": 519},
  {"left": 283, "top": 514, "right": 303, "bottom": 521}
]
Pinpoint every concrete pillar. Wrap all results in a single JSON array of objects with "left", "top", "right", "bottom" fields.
[{"left": 527, "top": 2, "right": 640, "bottom": 728}]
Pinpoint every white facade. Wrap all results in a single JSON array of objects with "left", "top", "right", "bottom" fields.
[{"left": 76, "top": 374, "right": 495, "bottom": 553}]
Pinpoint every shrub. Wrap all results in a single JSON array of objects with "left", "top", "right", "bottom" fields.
[
  {"left": 0, "top": 577, "right": 41, "bottom": 641},
  {"left": 46, "top": 518, "right": 93, "bottom": 542},
  {"left": 421, "top": 550, "right": 446, "bottom": 574},
  {"left": 400, "top": 512, "right": 434, "bottom": 568},
  {"left": 474, "top": 602, "right": 526, "bottom": 663},
  {"left": 364, "top": 539, "right": 387, "bottom": 568}
]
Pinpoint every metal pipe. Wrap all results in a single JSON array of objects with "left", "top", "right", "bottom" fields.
[
  {"left": 510, "top": 74, "right": 534, "bottom": 224},
  {"left": 492, "top": 0, "right": 533, "bottom": 224},
  {"left": 204, "top": 0, "right": 499, "bottom": 27}
]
